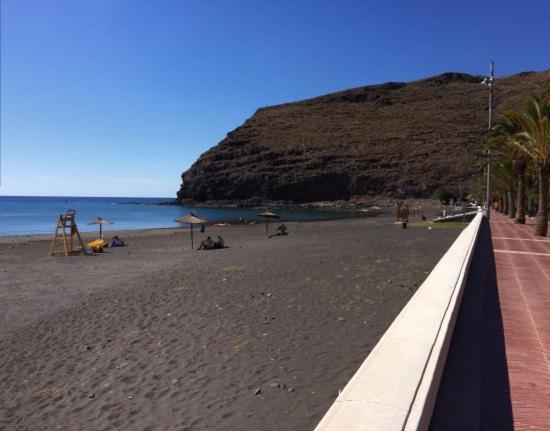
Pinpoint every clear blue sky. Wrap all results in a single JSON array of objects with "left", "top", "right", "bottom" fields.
[{"left": 1, "top": 0, "right": 549, "bottom": 197}]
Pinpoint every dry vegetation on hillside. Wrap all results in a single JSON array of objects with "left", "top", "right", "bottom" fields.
[{"left": 178, "top": 71, "right": 549, "bottom": 205}]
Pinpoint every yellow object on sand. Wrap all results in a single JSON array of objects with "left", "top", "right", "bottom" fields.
[{"left": 88, "top": 239, "right": 108, "bottom": 248}]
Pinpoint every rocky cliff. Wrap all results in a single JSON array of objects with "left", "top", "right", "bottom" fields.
[{"left": 177, "top": 70, "right": 549, "bottom": 205}]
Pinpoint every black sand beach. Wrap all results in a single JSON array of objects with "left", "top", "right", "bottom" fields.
[{"left": 0, "top": 217, "right": 462, "bottom": 430}]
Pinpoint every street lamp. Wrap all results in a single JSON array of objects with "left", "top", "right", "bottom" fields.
[{"left": 481, "top": 61, "right": 495, "bottom": 219}]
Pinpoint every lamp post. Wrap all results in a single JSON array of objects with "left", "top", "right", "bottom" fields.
[{"left": 481, "top": 61, "right": 495, "bottom": 219}]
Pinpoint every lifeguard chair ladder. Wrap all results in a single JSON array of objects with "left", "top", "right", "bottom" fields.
[{"left": 50, "top": 209, "right": 86, "bottom": 256}]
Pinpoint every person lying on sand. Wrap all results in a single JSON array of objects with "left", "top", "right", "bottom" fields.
[
  {"left": 198, "top": 236, "right": 214, "bottom": 250},
  {"left": 111, "top": 236, "right": 125, "bottom": 247}
]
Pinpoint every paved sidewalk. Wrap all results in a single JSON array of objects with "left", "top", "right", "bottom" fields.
[
  {"left": 431, "top": 213, "right": 550, "bottom": 430},
  {"left": 490, "top": 211, "right": 550, "bottom": 430}
]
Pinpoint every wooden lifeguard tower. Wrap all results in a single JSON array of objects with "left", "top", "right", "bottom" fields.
[{"left": 50, "top": 209, "right": 86, "bottom": 256}]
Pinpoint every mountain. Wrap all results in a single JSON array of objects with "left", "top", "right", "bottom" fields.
[{"left": 177, "top": 70, "right": 549, "bottom": 206}]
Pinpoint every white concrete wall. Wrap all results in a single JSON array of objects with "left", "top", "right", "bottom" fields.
[{"left": 315, "top": 212, "right": 484, "bottom": 431}]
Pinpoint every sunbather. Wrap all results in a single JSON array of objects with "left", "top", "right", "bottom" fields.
[
  {"left": 198, "top": 236, "right": 214, "bottom": 250},
  {"left": 276, "top": 224, "right": 288, "bottom": 236},
  {"left": 111, "top": 236, "right": 125, "bottom": 247},
  {"left": 214, "top": 236, "right": 225, "bottom": 249}
]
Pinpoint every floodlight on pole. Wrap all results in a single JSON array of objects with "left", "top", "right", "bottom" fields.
[{"left": 481, "top": 61, "right": 495, "bottom": 219}]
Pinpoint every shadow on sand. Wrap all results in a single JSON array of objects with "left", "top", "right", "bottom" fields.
[{"left": 430, "top": 219, "right": 514, "bottom": 430}]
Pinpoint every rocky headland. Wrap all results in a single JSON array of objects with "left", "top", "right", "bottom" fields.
[{"left": 177, "top": 70, "right": 549, "bottom": 207}]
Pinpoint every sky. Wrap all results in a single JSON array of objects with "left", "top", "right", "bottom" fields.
[{"left": 1, "top": 0, "right": 549, "bottom": 198}]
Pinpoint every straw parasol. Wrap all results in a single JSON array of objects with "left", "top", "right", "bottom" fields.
[
  {"left": 87, "top": 217, "right": 113, "bottom": 239},
  {"left": 257, "top": 211, "right": 280, "bottom": 235},
  {"left": 175, "top": 213, "right": 208, "bottom": 249}
]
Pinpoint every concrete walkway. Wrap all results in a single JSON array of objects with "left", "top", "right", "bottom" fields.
[{"left": 431, "top": 212, "right": 550, "bottom": 430}]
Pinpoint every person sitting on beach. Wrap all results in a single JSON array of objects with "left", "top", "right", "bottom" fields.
[
  {"left": 276, "top": 224, "right": 288, "bottom": 236},
  {"left": 269, "top": 224, "right": 289, "bottom": 238},
  {"left": 198, "top": 236, "right": 214, "bottom": 250},
  {"left": 111, "top": 236, "right": 125, "bottom": 247},
  {"left": 213, "top": 236, "right": 226, "bottom": 249}
]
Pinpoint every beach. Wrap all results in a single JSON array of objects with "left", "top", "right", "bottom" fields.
[{"left": 0, "top": 217, "right": 461, "bottom": 430}]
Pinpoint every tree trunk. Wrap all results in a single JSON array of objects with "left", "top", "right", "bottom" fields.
[
  {"left": 503, "top": 192, "right": 509, "bottom": 215},
  {"left": 499, "top": 195, "right": 504, "bottom": 213},
  {"left": 515, "top": 162, "right": 526, "bottom": 224},
  {"left": 508, "top": 186, "right": 516, "bottom": 219},
  {"left": 535, "top": 165, "right": 549, "bottom": 236},
  {"left": 529, "top": 197, "right": 536, "bottom": 217}
]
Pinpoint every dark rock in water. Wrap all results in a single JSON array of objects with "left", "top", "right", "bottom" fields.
[{"left": 177, "top": 70, "right": 550, "bottom": 205}]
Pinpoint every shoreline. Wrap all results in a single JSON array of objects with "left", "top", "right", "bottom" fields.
[
  {"left": 0, "top": 212, "right": 392, "bottom": 243},
  {"left": 0, "top": 220, "right": 354, "bottom": 243},
  {"left": 1, "top": 196, "right": 443, "bottom": 239}
]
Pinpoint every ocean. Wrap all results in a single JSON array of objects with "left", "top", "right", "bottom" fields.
[{"left": 0, "top": 196, "right": 358, "bottom": 236}]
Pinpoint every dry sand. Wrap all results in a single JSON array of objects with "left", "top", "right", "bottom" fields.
[{"left": 0, "top": 217, "right": 462, "bottom": 430}]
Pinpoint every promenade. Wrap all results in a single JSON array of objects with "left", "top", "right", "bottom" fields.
[{"left": 432, "top": 212, "right": 550, "bottom": 430}]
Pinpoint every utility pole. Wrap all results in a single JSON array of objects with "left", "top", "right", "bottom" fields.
[{"left": 481, "top": 61, "right": 495, "bottom": 219}]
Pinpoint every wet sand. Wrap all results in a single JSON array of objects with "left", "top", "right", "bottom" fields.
[{"left": 0, "top": 217, "right": 461, "bottom": 430}]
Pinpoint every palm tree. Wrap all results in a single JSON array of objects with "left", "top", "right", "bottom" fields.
[
  {"left": 490, "top": 155, "right": 516, "bottom": 218},
  {"left": 505, "top": 96, "right": 550, "bottom": 236},
  {"left": 487, "top": 115, "right": 528, "bottom": 223}
]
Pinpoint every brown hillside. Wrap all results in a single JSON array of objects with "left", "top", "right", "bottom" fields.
[{"left": 177, "top": 70, "right": 550, "bottom": 205}]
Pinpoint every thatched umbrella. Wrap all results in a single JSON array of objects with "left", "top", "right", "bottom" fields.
[
  {"left": 87, "top": 217, "right": 113, "bottom": 239},
  {"left": 257, "top": 211, "right": 281, "bottom": 235},
  {"left": 175, "top": 214, "right": 208, "bottom": 249}
]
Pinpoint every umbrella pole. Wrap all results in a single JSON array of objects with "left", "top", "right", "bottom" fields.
[
  {"left": 191, "top": 224, "right": 194, "bottom": 249},
  {"left": 265, "top": 221, "right": 268, "bottom": 235},
  {"left": 100, "top": 224, "right": 102, "bottom": 239}
]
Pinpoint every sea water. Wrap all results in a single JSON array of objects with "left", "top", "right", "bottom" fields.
[{"left": 0, "top": 196, "right": 358, "bottom": 236}]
